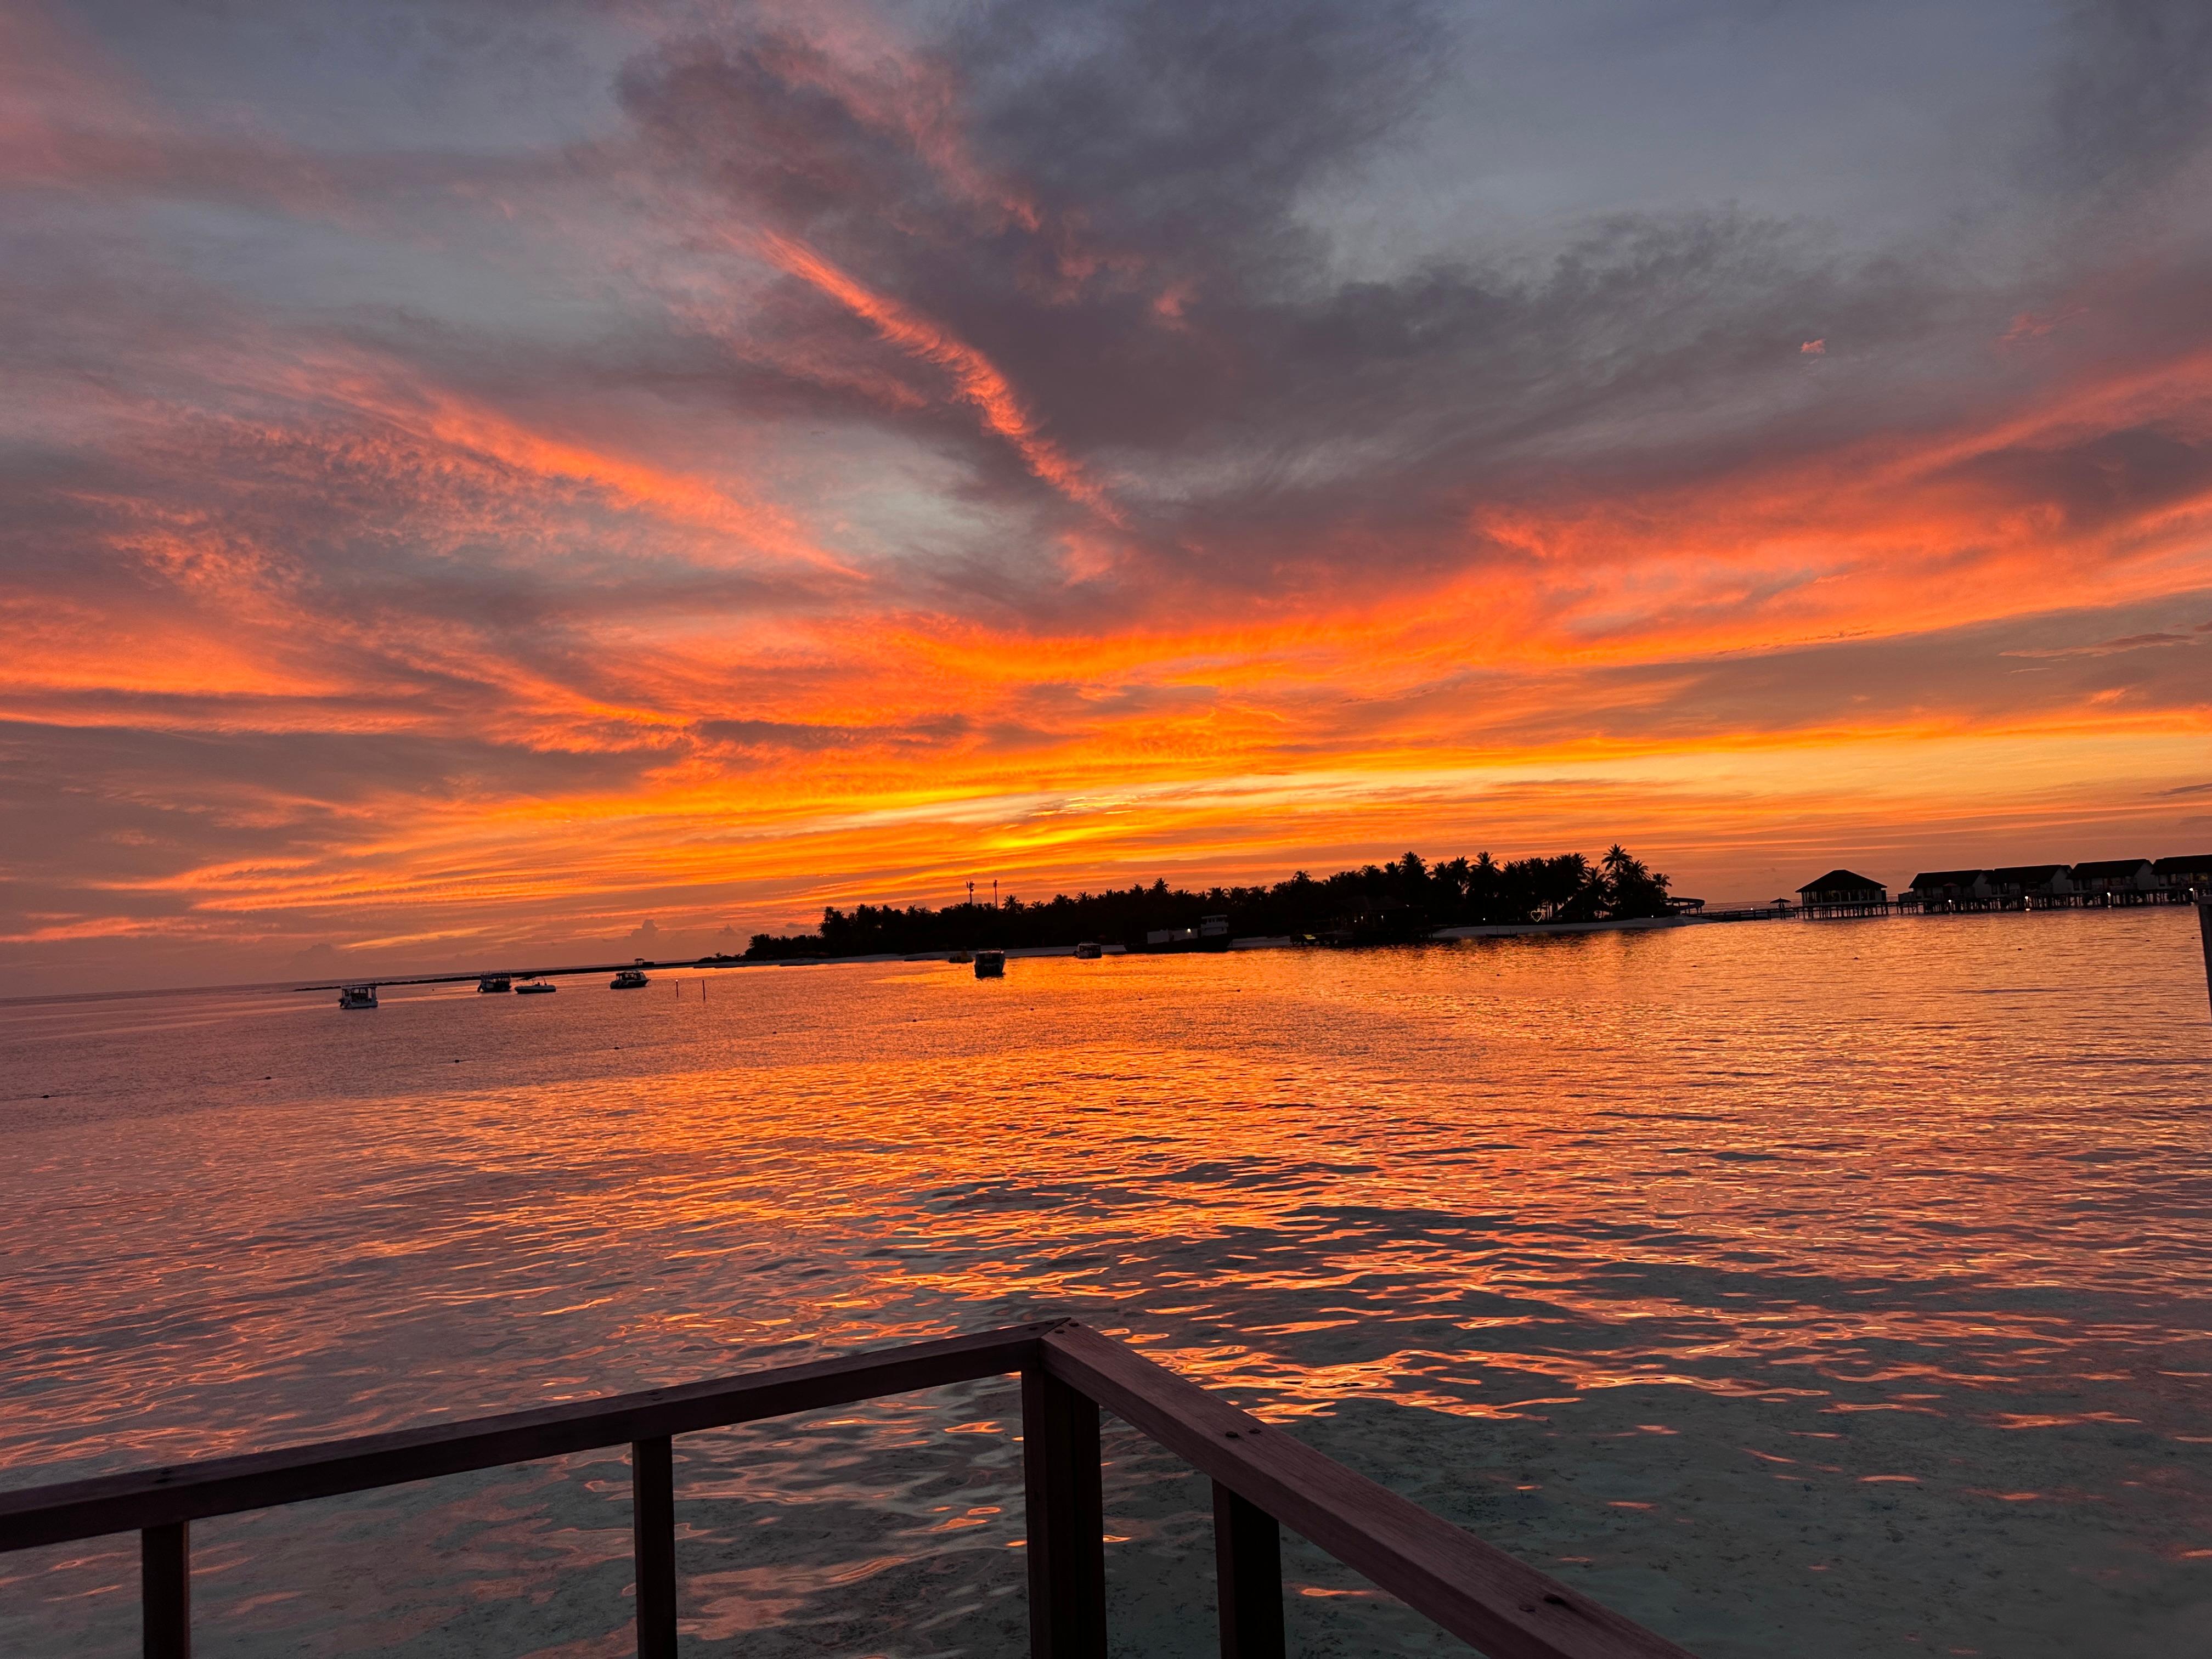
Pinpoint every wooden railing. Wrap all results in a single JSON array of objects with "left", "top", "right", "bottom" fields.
[{"left": 0, "top": 1320, "right": 1695, "bottom": 1659}]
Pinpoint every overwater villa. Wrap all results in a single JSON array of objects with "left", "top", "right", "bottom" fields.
[
  {"left": 1796, "top": 868, "right": 1887, "bottom": 916},
  {"left": 2154, "top": 854, "right": 2212, "bottom": 895},
  {"left": 1870, "top": 858, "right": 2203, "bottom": 913},
  {"left": 2070, "top": 858, "right": 2157, "bottom": 898},
  {"left": 1988, "top": 864, "right": 2073, "bottom": 903},
  {"left": 1904, "top": 869, "right": 1997, "bottom": 909}
]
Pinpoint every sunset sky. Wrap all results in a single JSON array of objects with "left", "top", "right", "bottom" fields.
[{"left": 5, "top": 0, "right": 2211, "bottom": 992}]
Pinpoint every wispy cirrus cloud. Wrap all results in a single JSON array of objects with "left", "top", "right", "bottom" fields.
[{"left": 2004, "top": 630, "right": 2206, "bottom": 659}]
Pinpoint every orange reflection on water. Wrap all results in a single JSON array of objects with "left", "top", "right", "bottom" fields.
[{"left": 1, "top": 909, "right": 2208, "bottom": 1657}]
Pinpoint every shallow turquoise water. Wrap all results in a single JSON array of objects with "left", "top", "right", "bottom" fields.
[{"left": 2, "top": 910, "right": 2209, "bottom": 1656}]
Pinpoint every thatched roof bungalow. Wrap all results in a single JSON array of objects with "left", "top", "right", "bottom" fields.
[
  {"left": 1797, "top": 868, "right": 1886, "bottom": 902},
  {"left": 1797, "top": 869, "right": 1888, "bottom": 916}
]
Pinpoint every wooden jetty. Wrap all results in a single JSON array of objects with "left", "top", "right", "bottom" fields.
[
  {"left": 0, "top": 1321, "right": 1694, "bottom": 1659},
  {"left": 290, "top": 952, "right": 746, "bottom": 996}
]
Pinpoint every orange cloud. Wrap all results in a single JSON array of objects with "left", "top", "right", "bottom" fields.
[{"left": 753, "top": 232, "right": 1122, "bottom": 521}]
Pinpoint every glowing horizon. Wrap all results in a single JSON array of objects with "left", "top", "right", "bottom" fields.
[{"left": 3, "top": 0, "right": 2210, "bottom": 991}]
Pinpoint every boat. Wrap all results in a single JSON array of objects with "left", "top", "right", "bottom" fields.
[
  {"left": 949, "top": 951, "right": 973, "bottom": 964},
  {"left": 476, "top": 975, "right": 511, "bottom": 994},
  {"left": 974, "top": 950, "right": 1005, "bottom": 978},
  {"left": 610, "top": 968, "right": 650, "bottom": 989},
  {"left": 337, "top": 985, "right": 378, "bottom": 1010},
  {"left": 515, "top": 981, "right": 556, "bottom": 995},
  {"left": 1074, "top": 941, "right": 1102, "bottom": 960}
]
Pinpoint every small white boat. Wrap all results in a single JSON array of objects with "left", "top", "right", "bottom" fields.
[
  {"left": 1074, "top": 941, "right": 1102, "bottom": 959},
  {"left": 610, "top": 969, "right": 650, "bottom": 989},
  {"left": 337, "top": 985, "right": 378, "bottom": 1010},
  {"left": 515, "top": 981, "right": 556, "bottom": 995},
  {"left": 477, "top": 975, "right": 511, "bottom": 993},
  {"left": 973, "top": 950, "right": 1005, "bottom": 979}
]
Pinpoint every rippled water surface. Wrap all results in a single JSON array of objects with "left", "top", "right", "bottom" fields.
[{"left": 4, "top": 911, "right": 2210, "bottom": 1657}]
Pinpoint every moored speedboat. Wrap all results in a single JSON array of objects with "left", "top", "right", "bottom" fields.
[
  {"left": 515, "top": 980, "right": 556, "bottom": 995},
  {"left": 973, "top": 950, "right": 1005, "bottom": 978},
  {"left": 610, "top": 968, "right": 650, "bottom": 989},
  {"left": 337, "top": 985, "right": 378, "bottom": 1010}
]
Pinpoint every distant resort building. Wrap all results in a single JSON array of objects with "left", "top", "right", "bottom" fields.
[
  {"left": 1839, "top": 855, "right": 2204, "bottom": 914},
  {"left": 1142, "top": 916, "right": 1233, "bottom": 952},
  {"left": 2070, "top": 858, "right": 2156, "bottom": 898},
  {"left": 1904, "top": 869, "right": 1996, "bottom": 910},
  {"left": 1796, "top": 869, "right": 1887, "bottom": 917},
  {"left": 2153, "top": 854, "right": 2212, "bottom": 896},
  {"left": 1988, "top": 864, "right": 2073, "bottom": 904}
]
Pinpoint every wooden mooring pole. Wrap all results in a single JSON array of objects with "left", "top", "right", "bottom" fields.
[{"left": 2199, "top": 898, "right": 2212, "bottom": 1017}]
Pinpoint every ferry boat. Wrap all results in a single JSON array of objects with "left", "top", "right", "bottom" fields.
[
  {"left": 973, "top": 950, "right": 1005, "bottom": 978},
  {"left": 515, "top": 980, "right": 556, "bottom": 995},
  {"left": 337, "top": 985, "right": 378, "bottom": 1010},
  {"left": 610, "top": 968, "right": 650, "bottom": 989},
  {"left": 477, "top": 975, "right": 511, "bottom": 993}
]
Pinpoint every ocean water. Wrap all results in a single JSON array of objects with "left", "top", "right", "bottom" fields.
[{"left": 2, "top": 910, "right": 2209, "bottom": 1657}]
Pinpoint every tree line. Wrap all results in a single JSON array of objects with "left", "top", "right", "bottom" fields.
[{"left": 742, "top": 845, "right": 1673, "bottom": 959}]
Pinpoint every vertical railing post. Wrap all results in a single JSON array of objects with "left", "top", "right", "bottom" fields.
[
  {"left": 631, "top": 1437, "right": 678, "bottom": 1659},
  {"left": 1212, "top": 1482, "right": 1284, "bottom": 1659},
  {"left": 142, "top": 1522, "right": 189, "bottom": 1659},
  {"left": 1022, "top": 1365, "right": 1106, "bottom": 1658}
]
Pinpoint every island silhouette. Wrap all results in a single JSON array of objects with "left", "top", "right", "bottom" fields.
[{"left": 743, "top": 845, "right": 1674, "bottom": 960}]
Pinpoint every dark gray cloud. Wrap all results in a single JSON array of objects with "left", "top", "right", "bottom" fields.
[
  {"left": 2050, "top": 0, "right": 2212, "bottom": 191},
  {"left": 1942, "top": 423, "right": 2212, "bottom": 534},
  {"left": 610, "top": 0, "right": 2212, "bottom": 634}
]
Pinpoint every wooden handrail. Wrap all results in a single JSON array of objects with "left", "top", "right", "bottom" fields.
[
  {"left": 0, "top": 1322, "right": 1053, "bottom": 1550},
  {"left": 0, "top": 1319, "right": 1697, "bottom": 1659}
]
